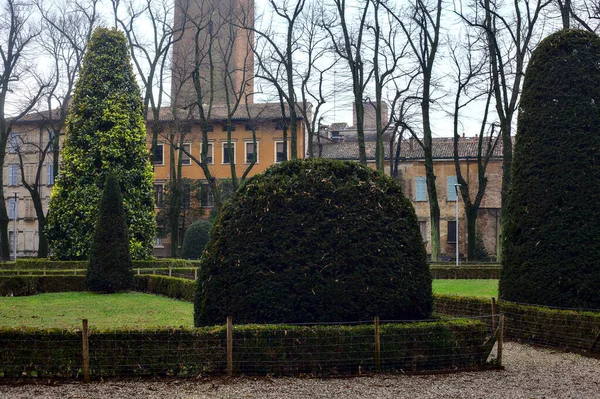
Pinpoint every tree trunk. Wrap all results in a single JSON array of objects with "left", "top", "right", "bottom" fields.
[{"left": 466, "top": 206, "right": 477, "bottom": 261}]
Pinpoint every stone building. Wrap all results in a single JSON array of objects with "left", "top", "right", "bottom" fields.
[{"left": 318, "top": 132, "right": 503, "bottom": 259}]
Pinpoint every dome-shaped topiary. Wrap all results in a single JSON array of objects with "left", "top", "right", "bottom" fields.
[
  {"left": 194, "top": 159, "right": 432, "bottom": 326},
  {"left": 500, "top": 29, "right": 600, "bottom": 309},
  {"left": 181, "top": 220, "right": 211, "bottom": 260}
]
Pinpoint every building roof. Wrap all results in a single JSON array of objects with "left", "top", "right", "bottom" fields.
[
  {"left": 17, "top": 102, "right": 304, "bottom": 124},
  {"left": 318, "top": 137, "right": 504, "bottom": 161}
]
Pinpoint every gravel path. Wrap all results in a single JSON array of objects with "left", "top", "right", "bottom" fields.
[{"left": 1, "top": 343, "right": 599, "bottom": 399}]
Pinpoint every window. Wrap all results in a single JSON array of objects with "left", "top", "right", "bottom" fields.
[
  {"left": 154, "top": 184, "right": 164, "bottom": 207},
  {"left": 180, "top": 143, "right": 191, "bottom": 165},
  {"left": 223, "top": 142, "right": 235, "bottom": 164},
  {"left": 181, "top": 185, "right": 191, "bottom": 209},
  {"left": 154, "top": 236, "right": 164, "bottom": 248},
  {"left": 275, "top": 141, "right": 287, "bottom": 163},
  {"left": 8, "top": 132, "right": 19, "bottom": 153},
  {"left": 447, "top": 221, "right": 457, "bottom": 243},
  {"left": 447, "top": 176, "right": 458, "bottom": 201},
  {"left": 245, "top": 123, "right": 258, "bottom": 131},
  {"left": 275, "top": 121, "right": 287, "bottom": 130},
  {"left": 47, "top": 164, "right": 54, "bottom": 186},
  {"left": 222, "top": 124, "right": 236, "bottom": 132},
  {"left": 200, "top": 183, "right": 213, "bottom": 207},
  {"left": 201, "top": 143, "right": 213, "bottom": 164},
  {"left": 24, "top": 198, "right": 34, "bottom": 219},
  {"left": 154, "top": 144, "right": 164, "bottom": 165},
  {"left": 245, "top": 141, "right": 258, "bottom": 164},
  {"left": 8, "top": 197, "right": 18, "bottom": 220},
  {"left": 9, "top": 164, "right": 19, "bottom": 186},
  {"left": 415, "top": 177, "right": 427, "bottom": 201},
  {"left": 24, "top": 165, "right": 35, "bottom": 184},
  {"left": 9, "top": 231, "right": 15, "bottom": 255},
  {"left": 419, "top": 221, "right": 427, "bottom": 242},
  {"left": 205, "top": 125, "right": 214, "bottom": 132}
]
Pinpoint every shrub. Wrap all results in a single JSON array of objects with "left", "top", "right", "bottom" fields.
[
  {"left": 0, "top": 319, "right": 491, "bottom": 378},
  {"left": 500, "top": 29, "right": 600, "bottom": 309},
  {"left": 86, "top": 173, "right": 134, "bottom": 293},
  {"left": 181, "top": 220, "right": 211, "bottom": 260},
  {"left": 46, "top": 27, "right": 155, "bottom": 260},
  {"left": 195, "top": 159, "right": 432, "bottom": 326}
]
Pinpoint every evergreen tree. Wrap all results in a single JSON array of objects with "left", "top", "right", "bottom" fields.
[
  {"left": 181, "top": 220, "right": 211, "bottom": 260},
  {"left": 86, "top": 173, "right": 133, "bottom": 293},
  {"left": 500, "top": 30, "right": 600, "bottom": 309},
  {"left": 46, "top": 27, "right": 155, "bottom": 260}
]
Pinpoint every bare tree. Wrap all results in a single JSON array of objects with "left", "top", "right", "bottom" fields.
[
  {"left": 449, "top": 37, "right": 500, "bottom": 260},
  {"left": 249, "top": 0, "right": 306, "bottom": 160},
  {"left": 385, "top": 0, "right": 444, "bottom": 261},
  {"left": 457, "top": 0, "right": 551, "bottom": 260},
  {"left": 0, "top": 0, "right": 47, "bottom": 259},
  {"left": 324, "top": 0, "right": 371, "bottom": 165},
  {"left": 113, "top": 0, "right": 183, "bottom": 166},
  {"left": 297, "top": 0, "right": 336, "bottom": 158}
]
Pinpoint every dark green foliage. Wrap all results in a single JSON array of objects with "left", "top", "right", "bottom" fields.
[
  {"left": 181, "top": 220, "right": 211, "bottom": 259},
  {"left": 500, "top": 29, "right": 600, "bottom": 309},
  {"left": 85, "top": 173, "right": 133, "bottom": 293},
  {"left": 435, "top": 294, "right": 600, "bottom": 354},
  {"left": 46, "top": 27, "right": 155, "bottom": 260},
  {"left": 429, "top": 265, "right": 500, "bottom": 279},
  {"left": 0, "top": 276, "right": 85, "bottom": 296},
  {"left": 0, "top": 319, "right": 491, "bottom": 378},
  {"left": 474, "top": 230, "right": 489, "bottom": 260},
  {"left": 134, "top": 275, "right": 196, "bottom": 302},
  {"left": 195, "top": 159, "right": 432, "bottom": 325}
]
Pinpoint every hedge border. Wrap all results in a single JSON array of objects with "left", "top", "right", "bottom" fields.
[
  {"left": 434, "top": 294, "right": 600, "bottom": 356},
  {"left": 429, "top": 265, "right": 501, "bottom": 279},
  {"left": 0, "top": 319, "right": 493, "bottom": 378}
]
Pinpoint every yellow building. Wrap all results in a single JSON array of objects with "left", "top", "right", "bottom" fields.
[{"left": 3, "top": 103, "right": 305, "bottom": 258}]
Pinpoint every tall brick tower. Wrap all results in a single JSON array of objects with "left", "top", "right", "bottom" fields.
[{"left": 172, "top": 0, "right": 254, "bottom": 107}]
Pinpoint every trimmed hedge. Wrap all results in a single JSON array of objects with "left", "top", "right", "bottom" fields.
[
  {"left": 0, "top": 319, "right": 492, "bottom": 378},
  {"left": 430, "top": 264, "right": 501, "bottom": 279},
  {"left": 434, "top": 294, "right": 600, "bottom": 355},
  {"left": 197, "top": 159, "right": 432, "bottom": 325},
  {"left": 501, "top": 29, "right": 600, "bottom": 308},
  {"left": 134, "top": 275, "right": 195, "bottom": 302},
  {"left": 0, "top": 276, "right": 86, "bottom": 296}
]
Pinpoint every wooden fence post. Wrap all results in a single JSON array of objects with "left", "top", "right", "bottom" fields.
[
  {"left": 497, "top": 314, "right": 504, "bottom": 366},
  {"left": 374, "top": 316, "right": 381, "bottom": 371},
  {"left": 227, "top": 317, "right": 233, "bottom": 377},
  {"left": 43, "top": 265, "right": 47, "bottom": 276},
  {"left": 491, "top": 297, "right": 497, "bottom": 331},
  {"left": 194, "top": 268, "right": 198, "bottom": 281},
  {"left": 168, "top": 267, "right": 172, "bottom": 277},
  {"left": 82, "top": 319, "right": 90, "bottom": 383}
]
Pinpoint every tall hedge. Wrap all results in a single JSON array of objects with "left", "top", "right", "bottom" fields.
[
  {"left": 500, "top": 29, "right": 600, "bottom": 309},
  {"left": 46, "top": 27, "right": 155, "bottom": 260},
  {"left": 181, "top": 220, "right": 211, "bottom": 260},
  {"left": 86, "top": 173, "right": 133, "bottom": 293},
  {"left": 195, "top": 159, "right": 432, "bottom": 326}
]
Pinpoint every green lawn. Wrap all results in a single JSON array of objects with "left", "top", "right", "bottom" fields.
[
  {"left": 432, "top": 279, "right": 499, "bottom": 298},
  {"left": 0, "top": 292, "right": 193, "bottom": 329},
  {"left": 0, "top": 281, "right": 498, "bottom": 330}
]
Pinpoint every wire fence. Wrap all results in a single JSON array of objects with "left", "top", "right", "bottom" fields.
[
  {"left": 0, "top": 315, "right": 501, "bottom": 379},
  {"left": 435, "top": 296, "right": 600, "bottom": 356}
]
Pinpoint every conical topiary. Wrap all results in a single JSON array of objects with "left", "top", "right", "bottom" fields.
[
  {"left": 46, "top": 27, "right": 155, "bottom": 260},
  {"left": 86, "top": 173, "right": 134, "bottom": 293},
  {"left": 500, "top": 29, "right": 600, "bottom": 309}
]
